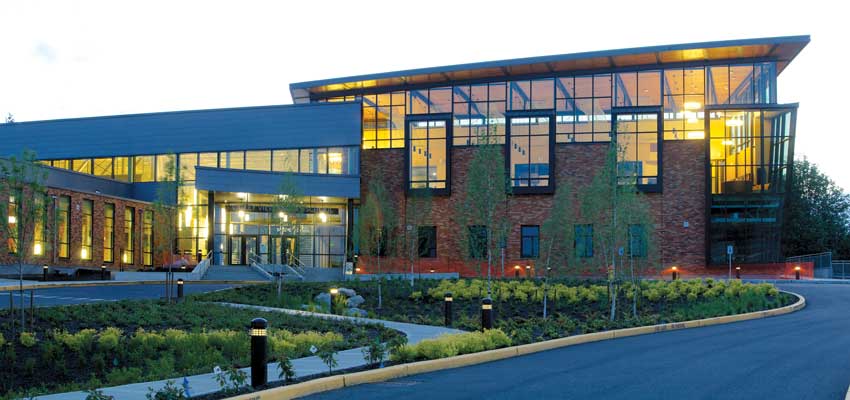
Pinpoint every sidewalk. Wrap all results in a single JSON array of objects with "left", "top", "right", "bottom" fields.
[{"left": 36, "top": 304, "right": 463, "bottom": 400}]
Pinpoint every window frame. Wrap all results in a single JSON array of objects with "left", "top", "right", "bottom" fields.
[
  {"left": 575, "top": 224, "right": 593, "bottom": 258},
  {"left": 611, "top": 106, "right": 663, "bottom": 193},
  {"left": 417, "top": 226, "right": 437, "bottom": 258},
  {"left": 505, "top": 110, "right": 556, "bottom": 194},
  {"left": 520, "top": 225, "right": 540, "bottom": 258},
  {"left": 404, "top": 113, "right": 453, "bottom": 196}
]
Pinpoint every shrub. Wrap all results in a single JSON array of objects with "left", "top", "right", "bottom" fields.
[
  {"left": 85, "top": 389, "right": 114, "bottom": 400},
  {"left": 361, "top": 337, "right": 386, "bottom": 367},
  {"left": 278, "top": 355, "right": 295, "bottom": 383},
  {"left": 19, "top": 332, "right": 37, "bottom": 348},
  {"left": 146, "top": 380, "right": 187, "bottom": 400},
  {"left": 97, "top": 327, "right": 122, "bottom": 352}
]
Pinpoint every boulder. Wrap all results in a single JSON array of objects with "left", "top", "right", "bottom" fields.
[
  {"left": 314, "top": 292, "right": 331, "bottom": 307},
  {"left": 346, "top": 307, "right": 368, "bottom": 317},
  {"left": 338, "top": 287, "right": 357, "bottom": 297},
  {"left": 346, "top": 295, "right": 365, "bottom": 308}
]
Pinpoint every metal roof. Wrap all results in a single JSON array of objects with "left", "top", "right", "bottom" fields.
[{"left": 289, "top": 35, "right": 809, "bottom": 103}]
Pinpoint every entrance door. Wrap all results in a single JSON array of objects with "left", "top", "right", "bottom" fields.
[
  {"left": 245, "top": 236, "right": 258, "bottom": 264},
  {"left": 229, "top": 236, "right": 243, "bottom": 265},
  {"left": 270, "top": 236, "right": 297, "bottom": 265},
  {"left": 229, "top": 235, "right": 259, "bottom": 265}
]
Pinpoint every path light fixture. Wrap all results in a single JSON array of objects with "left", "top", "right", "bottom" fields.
[
  {"left": 329, "top": 288, "right": 339, "bottom": 313},
  {"left": 177, "top": 278, "right": 184, "bottom": 300},
  {"left": 42, "top": 264, "right": 48, "bottom": 281},
  {"left": 735, "top": 266, "right": 741, "bottom": 279},
  {"left": 481, "top": 297, "right": 493, "bottom": 330},
  {"left": 444, "top": 292, "right": 453, "bottom": 327},
  {"left": 250, "top": 318, "right": 268, "bottom": 388},
  {"left": 795, "top": 265, "right": 801, "bottom": 280},
  {"left": 671, "top": 266, "right": 678, "bottom": 281},
  {"left": 100, "top": 264, "right": 106, "bottom": 280},
  {"left": 525, "top": 264, "right": 532, "bottom": 279},
  {"left": 514, "top": 265, "right": 521, "bottom": 278}
]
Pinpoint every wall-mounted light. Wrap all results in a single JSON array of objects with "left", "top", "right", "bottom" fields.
[
  {"left": 81, "top": 248, "right": 88, "bottom": 259},
  {"left": 33, "top": 243, "right": 43, "bottom": 255},
  {"left": 318, "top": 212, "right": 328, "bottom": 223}
]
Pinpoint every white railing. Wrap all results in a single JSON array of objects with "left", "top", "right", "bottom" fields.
[
  {"left": 190, "top": 250, "right": 213, "bottom": 280},
  {"left": 248, "top": 254, "right": 274, "bottom": 281}
]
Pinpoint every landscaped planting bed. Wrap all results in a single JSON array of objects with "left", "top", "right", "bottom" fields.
[
  {"left": 196, "top": 278, "right": 795, "bottom": 346},
  {"left": 0, "top": 299, "right": 401, "bottom": 399}
]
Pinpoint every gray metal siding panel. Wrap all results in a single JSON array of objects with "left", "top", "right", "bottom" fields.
[
  {"left": 0, "top": 102, "right": 361, "bottom": 159},
  {"left": 194, "top": 167, "right": 360, "bottom": 199}
]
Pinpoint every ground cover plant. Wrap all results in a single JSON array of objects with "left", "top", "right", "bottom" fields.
[
  {"left": 0, "top": 299, "right": 400, "bottom": 399},
  {"left": 196, "top": 278, "right": 795, "bottom": 346}
]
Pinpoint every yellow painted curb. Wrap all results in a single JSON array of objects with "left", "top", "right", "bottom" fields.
[
  {"left": 0, "top": 280, "right": 265, "bottom": 292},
  {"left": 225, "top": 290, "right": 805, "bottom": 400}
]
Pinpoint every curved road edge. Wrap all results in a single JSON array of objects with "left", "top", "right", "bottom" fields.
[{"left": 224, "top": 290, "right": 806, "bottom": 400}]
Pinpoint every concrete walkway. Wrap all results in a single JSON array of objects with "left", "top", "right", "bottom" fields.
[{"left": 35, "top": 304, "right": 462, "bottom": 400}]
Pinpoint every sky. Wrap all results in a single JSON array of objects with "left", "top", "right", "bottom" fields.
[{"left": 1, "top": 0, "right": 847, "bottom": 190}]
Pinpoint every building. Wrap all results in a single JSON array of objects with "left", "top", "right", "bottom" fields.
[{"left": 0, "top": 36, "right": 807, "bottom": 276}]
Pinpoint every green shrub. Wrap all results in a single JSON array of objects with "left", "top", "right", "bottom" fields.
[
  {"left": 19, "top": 332, "right": 37, "bottom": 348},
  {"left": 97, "top": 327, "right": 122, "bottom": 352},
  {"left": 389, "top": 344, "right": 416, "bottom": 363}
]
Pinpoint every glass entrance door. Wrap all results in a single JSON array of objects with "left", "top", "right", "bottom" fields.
[
  {"left": 270, "top": 236, "right": 297, "bottom": 265},
  {"left": 245, "top": 236, "right": 258, "bottom": 264},
  {"left": 229, "top": 236, "right": 243, "bottom": 265},
  {"left": 229, "top": 235, "right": 259, "bottom": 265}
]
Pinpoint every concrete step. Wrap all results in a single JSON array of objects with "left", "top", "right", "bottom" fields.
[{"left": 202, "top": 266, "right": 269, "bottom": 281}]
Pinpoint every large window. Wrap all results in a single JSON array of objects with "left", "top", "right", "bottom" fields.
[
  {"left": 93, "top": 158, "right": 113, "bottom": 178},
  {"left": 57, "top": 196, "right": 70, "bottom": 258},
  {"left": 363, "top": 92, "right": 406, "bottom": 149},
  {"left": 156, "top": 154, "right": 176, "bottom": 181},
  {"left": 509, "top": 116, "right": 551, "bottom": 189},
  {"left": 575, "top": 224, "right": 593, "bottom": 258},
  {"left": 707, "top": 63, "right": 775, "bottom": 105},
  {"left": 418, "top": 226, "right": 437, "bottom": 258},
  {"left": 408, "top": 119, "right": 448, "bottom": 190},
  {"left": 555, "top": 74, "right": 613, "bottom": 143},
  {"left": 615, "top": 112, "right": 660, "bottom": 189},
  {"left": 81, "top": 199, "right": 93, "bottom": 260},
  {"left": 452, "top": 82, "right": 507, "bottom": 145},
  {"left": 113, "top": 157, "right": 130, "bottom": 182},
  {"left": 521, "top": 225, "right": 539, "bottom": 258},
  {"left": 614, "top": 70, "right": 662, "bottom": 107},
  {"left": 6, "top": 193, "right": 17, "bottom": 254},
  {"left": 104, "top": 203, "right": 114, "bottom": 263},
  {"left": 143, "top": 210, "right": 153, "bottom": 267},
  {"left": 133, "top": 156, "right": 155, "bottom": 182},
  {"left": 663, "top": 67, "right": 706, "bottom": 140},
  {"left": 124, "top": 207, "right": 135, "bottom": 264}
]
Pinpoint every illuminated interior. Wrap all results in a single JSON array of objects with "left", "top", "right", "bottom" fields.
[{"left": 409, "top": 120, "right": 448, "bottom": 189}]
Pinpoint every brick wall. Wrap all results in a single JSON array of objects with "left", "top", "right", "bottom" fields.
[
  {"left": 0, "top": 187, "right": 155, "bottom": 270},
  {"left": 359, "top": 139, "right": 708, "bottom": 277}
]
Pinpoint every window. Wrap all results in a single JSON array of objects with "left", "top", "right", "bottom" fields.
[
  {"left": 614, "top": 70, "right": 661, "bottom": 107},
  {"left": 73, "top": 159, "right": 92, "bottom": 174},
  {"left": 199, "top": 152, "right": 218, "bottom": 169},
  {"left": 52, "top": 160, "right": 70, "bottom": 169},
  {"left": 509, "top": 79, "right": 554, "bottom": 111},
  {"left": 467, "top": 225, "right": 487, "bottom": 259},
  {"left": 221, "top": 151, "right": 244, "bottom": 170},
  {"left": 81, "top": 200, "right": 93, "bottom": 260},
  {"left": 273, "top": 149, "right": 298, "bottom": 172},
  {"left": 418, "top": 226, "right": 437, "bottom": 258},
  {"left": 556, "top": 74, "right": 612, "bottom": 143},
  {"left": 615, "top": 112, "right": 660, "bottom": 189},
  {"left": 133, "top": 156, "right": 154, "bottom": 182},
  {"left": 707, "top": 63, "right": 775, "bottom": 106},
  {"left": 6, "top": 193, "right": 17, "bottom": 254},
  {"left": 179, "top": 153, "right": 197, "bottom": 181},
  {"left": 124, "top": 207, "right": 135, "bottom": 264},
  {"left": 299, "top": 149, "right": 315, "bottom": 173},
  {"left": 104, "top": 203, "right": 114, "bottom": 263},
  {"left": 143, "top": 210, "right": 153, "bottom": 266},
  {"left": 362, "top": 91, "right": 406, "bottom": 149},
  {"left": 57, "top": 196, "right": 70, "bottom": 258},
  {"left": 156, "top": 154, "right": 176, "bottom": 181},
  {"left": 509, "top": 116, "right": 551, "bottom": 189},
  {"left": 113, "top": 157, "right": 130, "bottom": 182},
  {"left": 663, "top": 67, "right": 706, "bottom": 140},
  {"left": 93, "top": 158, "right": 113, "bottom": 178},
  {"left": 245, "top": 150, "right": 271, "bottom": 171},
  {"left": 575, "top": 224, "right": 593, "bottom": 258},
  {"left": 628, "top": 224, "right": 647, "bottom": 257},
  {"left": 452, "top": 82, "right": 507, "bottom": 145},
  {"left": 408, "top": 120, "right": 448, "bottom": 190},
  {"left": 521, "top": 225, "right": 539, "bottom": 258},
  {"left": 33, "top": 194, "right": 46, "bottom": 256}
]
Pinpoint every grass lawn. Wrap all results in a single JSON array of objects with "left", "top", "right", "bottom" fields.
[
  {"left": 0, "top": 299, "right": 401, "bottom": 399},
  {"left": 195, "top": 278, "right": 794, "bottom": 345}
]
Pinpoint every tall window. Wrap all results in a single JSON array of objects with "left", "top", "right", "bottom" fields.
[
  {"left": 33, "top": 194, "right": 46, "bottom": 256},
  {"left": 509, "top": 116, "right": 551, "bottom": 189},
  {"left": 452, "top": 82, "right": 507, "bottom": 145},
  {"left": 6, "top": 193, "right": 17, "bottom": 254},
  {"left": 615, "top": 112, "right": 660, "bottom": 189},
  {"left": 417, "top": 226, "right": 437, "bottom": 258},
  {"left": 156, "top": 154, "right": 176, "bottom": 181},
  {"left": 113, "top": 157, "right": 130, "bottom": 182},
  {"left": 628, "top": 224, "right": 647, "bottom": 257},
  {"left": 663, "top": 67, "right": 705, "bottom": 140},
  {"left": 521, "top": 225, "right": 539, "bottom": 258},
  {"left": 363, "top": 91, "right": 406, "bottom": 149},
  {"left": 124, "top": 207, "right": 135, "bottom": 264},
  {"left": 81, "top": 200, "right": 93, "bottom": 260},
  {"left": 556, "top": 74, "right": 612, "bottom": 143},
  {"left": 143, "top": 210, "right": 153, "bottom": 267},
  {"left": 467, "top": 225, "right": 487, "bottom": 259},
  {"left": 58, "top": 196, "right": 70, "bottom": 258},
  {"left": 575, "top": 224, "right": 593, "bottom": 258},
  {"left": 104, "top": 203, "right": 114, "bottom": 263},
  {"left": 408, "top": 120, "right": 448, "bottom": 190}
]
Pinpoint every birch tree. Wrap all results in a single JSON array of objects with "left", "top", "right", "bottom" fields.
[{"left": 359, "top": 171, "right": 397, "bottom": 309}]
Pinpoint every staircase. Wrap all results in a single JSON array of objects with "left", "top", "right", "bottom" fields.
[{"left": 202, "top": 265, "right": 271, "bottom": 282}]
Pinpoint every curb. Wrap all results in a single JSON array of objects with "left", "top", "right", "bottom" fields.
[
  {"left": 224, "top": 291, "right": 806, "bottom": 400},
  {"left": 0, "top": 280, "right": 265, "bottom": 292}
]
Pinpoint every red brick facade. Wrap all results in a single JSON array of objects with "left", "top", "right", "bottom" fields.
[
  {"left": 358, "top": 140, "right": 707, "bottom": 277},
  {"left": 1, "top": 187, "right": 157, "bottom": 270}
]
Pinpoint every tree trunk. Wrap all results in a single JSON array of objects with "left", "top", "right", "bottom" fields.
[
  {"left": 19, "top": 259, "right": 25, "bottom": 330},
  {"left": 377, "top": 239, "right": 382, "bottom": 310}
]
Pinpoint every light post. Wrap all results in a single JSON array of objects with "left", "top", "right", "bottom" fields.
[{"left": 481, "top": 297, "right": 493, "bottom": 330}]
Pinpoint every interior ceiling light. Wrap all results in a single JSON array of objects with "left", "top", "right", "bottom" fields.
[{"left": 725, "top": 119, "right": 744, "bottom": 127}]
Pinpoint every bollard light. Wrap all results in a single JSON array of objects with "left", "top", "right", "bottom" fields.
[
  {"left": 429, "top": 268, "right": 435, "bottom": 273},
  {"left": 100, "top": 264, "right": 106, "bottom": 280},
  {"left": 250, "top": 318, "right": 268, "bottom": 388},
  {"left": 795, "top": 265, "right": 801, "bottom": 280},
  {"left": 177, "top": 278, "right": 184, "bottom": 300},
  {"left": 671, "top": 266, "right": 678, "bottom": 281},
  {"left": 43, "top": 264, "right": 48, "bottom": 281},
  {"left": 514, "top": 265, "right": 521, "bottom": 278},
  {"left": 481, "top": 297, "right": 494, "bottom": 330},
  {"left": 735, "top": 266, "right": 741, "bottom": 279},
  {"left": 444, "top": 292, "right": 453, "bottom": 327},
  {"left": 355, "top": 267, "right": 361, "bottom": 273},
  {"left": 525, "top": 265, "right": 531, "bottom": 278},
  {"left": 329, "top": 288, "right": 339, "bottom": 314}
]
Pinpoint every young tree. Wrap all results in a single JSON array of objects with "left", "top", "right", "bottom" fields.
[
  {"left": 783, "top": 158, "right": 850, "bottom": 258},
  {"left": 617, "top": 182, "right": 658, "bottom": 318},
  {"left": 359, "top": 170, "right": 397, "bottom": 309},
  {"left": 456, "top": 131, "right": 511, "bottom": 296},
  {"left": 0, "top": 150, "right": 50, "bottom": 329},
  {"left": 404, "top": 190, "right": 432, "bottom": 289},
  {"left": 540, "top": 181, "right": 577, "bottom": 318},
  {"left": 271, "top": 173, "right": 301, "bottom": 298},
  {"left": 151, "top": 154, "right": 182, "bottom": 301}
]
